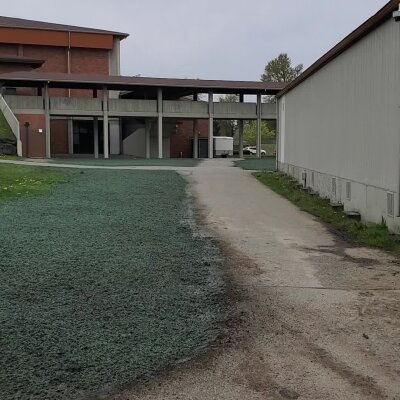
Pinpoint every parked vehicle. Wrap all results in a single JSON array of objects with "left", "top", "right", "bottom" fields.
[
  {"left": 214, "top": 137, "right": 234, "bottom": 157},
  {"left": 243, "top": 146, "right": 266, "bottom": 156}
]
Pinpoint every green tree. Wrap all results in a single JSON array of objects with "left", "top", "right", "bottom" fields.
[
  {"left": 261, "top": 53, "right": 303, "bottom": 83},
  {"left": 214, "top": 94, "right": 238, "bottom": 137},
  {"left": 244, "top": 120, "right": 275, "bottom": 145}
]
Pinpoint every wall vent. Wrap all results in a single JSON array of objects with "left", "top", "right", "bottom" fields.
[
  {"left": 331, "top": 178, "right": 336, "bottom": 196},
  {"left": 387, "top": 192, "right": 395, "bottom": 217},
  {"left": 346, "top": 182, "right": 351, "bottom": 201}
]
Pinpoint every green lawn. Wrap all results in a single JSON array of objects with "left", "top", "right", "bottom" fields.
[
  {"left": 255, "top": 171, "right": 399, "bottom": 251},
  {"left": 50, "top": 158, "right": 202, "bottom": 167},
  {"left": 0, "top": 110, "right": 14, "bottom": 141},
  {"left": 234, "top": 157, "right": 276, "bottom": 171},
  {"left": 0, "top": 167, "right": 225, "bottom": 399},
  {"left": 0, "top": 163, "right": 68, "bottom": 202}
]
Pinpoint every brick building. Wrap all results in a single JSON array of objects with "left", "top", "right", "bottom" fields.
[
  {"left": 0, "top": 16, "right": 126, "bottom": 157},
  {"left": 0, "top": 17, "right": 281, "bottom": 159}
]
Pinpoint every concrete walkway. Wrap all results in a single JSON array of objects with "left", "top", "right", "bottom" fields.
[{"left": 119, "top": 159, "right": 400, "bottom": 400}]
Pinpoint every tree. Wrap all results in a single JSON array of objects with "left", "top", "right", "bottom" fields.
[
  {"left": 214, "top": 94, "right": 238, "bottom": 137},
  {"left": 244, "top": 120, "right": 275, "bottom": 146},
  {"left": 261, "top": 53, "right": 303, "bottom": 83}
]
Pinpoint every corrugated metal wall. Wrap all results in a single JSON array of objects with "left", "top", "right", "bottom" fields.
[{"left": 280, "top": 18, "right": 400, "bottom": 193}]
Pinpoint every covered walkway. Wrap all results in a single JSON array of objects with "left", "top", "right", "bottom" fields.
[{"left": 0, "top": 71, "right": 284, "bottom": 159}]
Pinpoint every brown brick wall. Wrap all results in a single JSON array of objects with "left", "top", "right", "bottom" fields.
[
  {"left": 50, "top": 119, "right": 68, "bottom": 154},
  {"left": 0, "top": 64, "right": 34, "bottom": 73},
  {"left": 9, "top": 45, "right": 110, "bottom": 97},
  {"left": 16, "top": 114, "right": 46, "bottom": 158},
  {"left": 170, "top": 119, "right": 209, "bottom": 158},
  {"left": 70, "top": 48, "right": 109, "bottom": 97},
  {"left": 0, "top": 44, "right": 18, "bottom": 55}
]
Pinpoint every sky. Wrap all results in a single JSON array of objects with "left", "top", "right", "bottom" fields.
[{"left": 1, "top": 0, "right": 390, "bottom": 81}]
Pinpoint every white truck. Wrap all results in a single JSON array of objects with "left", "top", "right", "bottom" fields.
[{"left": 213, "top": 136, "right": 233, "bottom": 157}]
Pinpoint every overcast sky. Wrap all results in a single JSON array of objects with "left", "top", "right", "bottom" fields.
[{"left": 1, "top": 0, "right": 389, "bottom": 81}]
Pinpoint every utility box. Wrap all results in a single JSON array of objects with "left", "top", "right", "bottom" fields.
[{"left": 214, "top": 136, "right": 233, "bottom": 157}]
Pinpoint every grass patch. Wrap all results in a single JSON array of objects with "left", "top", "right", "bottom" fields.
[
  {"left": 254, "top": 171, "right": 398, "bottom": 252},
  {"left": 0, "top": 163, "right": 68, "bottom": 203},
  {"left": 0, "top": 169, "right": 225, "bottom": 400},
  {"left": 0, "top": 110, "right": 14, "bottom": 141},
  {"left": 261, "top": 143, "right": 276, "bottom": 157},
  {"left": 235, "top": 157, "right": 276, "bottom": 171},
  {"left": 51, "top": 158, "right": 201, "bottom": 167}
]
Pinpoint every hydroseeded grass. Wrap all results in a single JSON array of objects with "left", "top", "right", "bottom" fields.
[
  {"left": 234, "top": 157, "right": 276, "bottom": 171},
  {"left": 255, "top": 171, "right": 398, "bottom": 252},
  {"left": 0, "top": 169, "right": 225, "bottom": 400}
]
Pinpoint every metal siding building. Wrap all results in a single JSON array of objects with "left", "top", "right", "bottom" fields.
[{"left": 278, "top": 4, "right": 400, "bottom": 232}]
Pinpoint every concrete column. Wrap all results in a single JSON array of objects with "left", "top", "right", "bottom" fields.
[
  {"left": 208, "top": 90, "right": 213, "bottom": 159},
  {"left": 256, "top": 93, "right": 262, "bottom": 158},
  {"left": 68, "top": 118, "right": 73, "bottom": 154},
  {"left": 238, "top": 93, "right": 244, "bottom": 158},
  {"left": 44, "top": 84, "right": 51, "bottom": 159},
  {"left": 275, "top": 99, "right": 279, "bottom": 169},
  {"left": 193, "top": 119, "right": 199, "bottom": 159},
  {"left": 145, "top": 119, "right": 151, "bottom": 159},
  {"left": 157, "top": 88, "right": 163, "bottom": 159},
  {"left": 93, "top": 117, "right": 99, "bottom": 159},
  {"left": 193, "top": 93, "right": 198, "bottom": 159},
  {"left": 103, "top": 88, "right": 109, "bottom": 159}
]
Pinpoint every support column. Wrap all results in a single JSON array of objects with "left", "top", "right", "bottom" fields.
[
  {"left": 256, "top": 92, "right": 262, "bottom": 158},
  {"left": 193, "top": 119, "right": 199, "bottom": 159},
  {"left": 145, "top": 119, "right": 151, "bottom": 159},
  {"left": 208, "top": 90, "right": 213, "bottom": 159},
  {"left": 68, "top": 118, "right": 73, "bottom": 154},
  {"left": 103, "top": 87, "right": 109, "bottom": 159},
  {"left": 157, "top": 88, "right": 163, "bottom": 159},
  {"left": 93, "top": 117, "right": 99, "bottom": 159},
  {"left": 193, "top": 93, "right": 198, "bottom": 159},
  {"left": 238, "top": 93, "right": 244, "bottom": 158},
  {"left": 275, "top": 99, "right": 279, "bottom": 169},
  {"left": 44, "top": 84, "right": 51, "bottom": 159}
]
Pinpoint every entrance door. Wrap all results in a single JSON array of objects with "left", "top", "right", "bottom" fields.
[
  {"left": 198, "top": 138, "right": 209, "bottom": 158},
  {"left": 73, "top": 120, "right": 104, "bottom": 155}
]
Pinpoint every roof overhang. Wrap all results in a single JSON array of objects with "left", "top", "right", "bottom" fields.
[
  {"left": 277, "top": 0, "right": 399, "bottom": 98},
  {"left": 0, "top": 71, "right": 286, "bottom": 96}
]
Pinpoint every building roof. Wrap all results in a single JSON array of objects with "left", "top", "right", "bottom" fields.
[
  {"left": 278, "top": 0, "right": 399, "bottom": 97},
  {"left": 0, "top": 16, "right": 129, "bottom": 39},
  {"left": 0, "top": 55, "right": 44, "bottom": 67},
  {"left": 0, "top": 71, "right": 286, "bottom": 95}
]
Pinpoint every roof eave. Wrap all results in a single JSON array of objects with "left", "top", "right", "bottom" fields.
[{"left": 277, "top": 0, "right": 399, "bottom": 98}]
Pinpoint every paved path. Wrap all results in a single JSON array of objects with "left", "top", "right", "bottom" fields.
[{"left": 119, "top": 159, "right": 400, "bottom": 400}]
